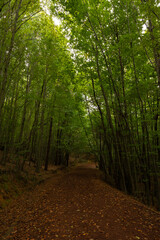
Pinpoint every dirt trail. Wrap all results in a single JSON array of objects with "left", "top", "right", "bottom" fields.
[{"left": 0, "top": 163, "right": 160, "bottom": 240}]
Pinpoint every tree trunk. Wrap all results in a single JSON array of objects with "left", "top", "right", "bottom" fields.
[{"left": 45, "top": 117, "right": 53, "bottom": 171}]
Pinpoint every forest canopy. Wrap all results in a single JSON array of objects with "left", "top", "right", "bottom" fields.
[{"left": 0, "top": 0, "right": 160, "bottom": 209}]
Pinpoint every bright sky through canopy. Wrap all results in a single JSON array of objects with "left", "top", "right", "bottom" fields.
[{"left": 40, "top": 0, "right": 61, "bottom": 26}]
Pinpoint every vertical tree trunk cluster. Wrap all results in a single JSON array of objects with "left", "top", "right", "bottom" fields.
[
  {"left": 1, "top": 0, "right": 160, "bottom": 210},
  {"left": 55, "top": 0, "right": 160, "bottom": 209},
  {"left": 0, "top": 1, "right": 84, "bottom": 172}
]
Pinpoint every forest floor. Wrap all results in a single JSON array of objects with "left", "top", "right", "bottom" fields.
[
  {"left": 0, "top": 161, "right": 64, "bottom": 209},
  {"left": 0, "top": 162, "right": 160, "bottom": 240}
]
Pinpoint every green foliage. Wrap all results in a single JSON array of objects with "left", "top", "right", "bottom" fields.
[
  {"left": 51, "top": 0, "right": 160, "bottom": 209},
  {"left": 0, "top": 0, "right": 160, "bottom": 209}
]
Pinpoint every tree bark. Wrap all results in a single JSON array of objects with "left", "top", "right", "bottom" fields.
[{"left": 45, "top": 117, "right": 53, "bottom": 171}]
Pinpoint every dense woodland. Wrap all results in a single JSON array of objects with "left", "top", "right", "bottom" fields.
[{"left": 0, "top": 0, "right": 160, "bottom": 210}]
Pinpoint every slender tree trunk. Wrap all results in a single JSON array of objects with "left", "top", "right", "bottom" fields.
[
  {"left": 0, "top": 0, "right": 22, "bottom": 114},
  {"left": 19, "top": 66, "right": 31, "bottom": 142},
  {"left": 45, "top": 117, "right": 53, "bottom": 171}
]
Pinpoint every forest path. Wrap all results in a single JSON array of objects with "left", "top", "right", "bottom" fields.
[{"left": 0, "top": 163, "right": 160, "bottom": 240}]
